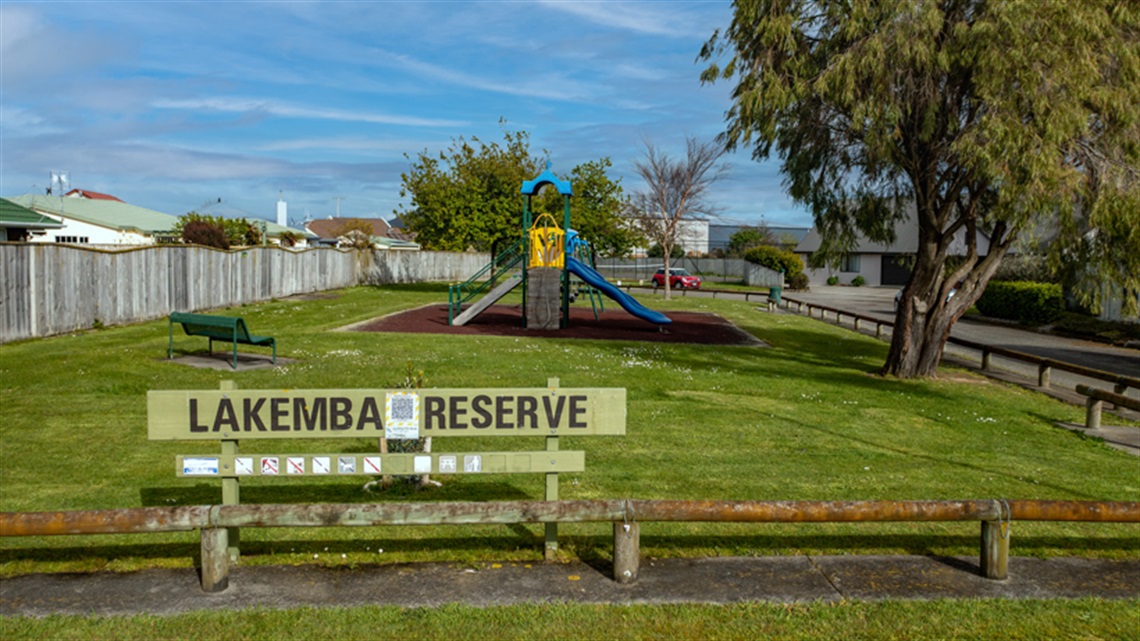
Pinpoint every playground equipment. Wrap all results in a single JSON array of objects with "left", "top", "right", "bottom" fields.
[{"left": 449, "top": 164, "right": 670, "bottom": 328}]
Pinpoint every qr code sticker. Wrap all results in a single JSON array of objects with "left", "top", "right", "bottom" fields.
[
  {"left": 385, "top": 392, "right": 420, "bottom": 439},
  {"left": 390, "top": 395, "right": 416, "bottom": 422}
]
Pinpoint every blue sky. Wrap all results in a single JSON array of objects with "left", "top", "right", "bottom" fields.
[{"left": 2, "top": 1, "right": 810, "bottom": 229}]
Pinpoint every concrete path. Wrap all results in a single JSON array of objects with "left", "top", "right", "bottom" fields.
[{"left": 3, "top": 555, "right": 1137, "bottom": 616}]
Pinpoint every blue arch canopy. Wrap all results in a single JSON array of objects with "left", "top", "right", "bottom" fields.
[{"left": 520, "top": 163, "right": 572, "bottom": 196}]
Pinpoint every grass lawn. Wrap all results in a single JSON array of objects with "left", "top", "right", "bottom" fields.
[
  {"left": 1, "top": 283, "right": 1137, "bottom": 634},
  {"left": 4, "top": 599, "right": 1138, "bottom": 640}
]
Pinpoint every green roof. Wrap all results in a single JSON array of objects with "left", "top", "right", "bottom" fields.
[
  {"left": 12, "top": 194, "right": 177, "bottom": 235},
  {"left": 0, "top": 198, "right": 63, "bottom": 228}
]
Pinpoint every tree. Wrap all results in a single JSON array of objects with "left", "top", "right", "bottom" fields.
[
  {"left": 627, "top": 137, "right": 727, "bottom": 300},
  {"left": 727, "top": 225, "right": 775, "bottom": 257},
  {"left": 398, "top": 129, "right": 540, "bottom": 252},
  {"left": 700, "top": 0, "right": 1139, "bottom": 378},
  {"left": 397, "top": 129, "right": 631, "bottom": 254},
  {"left": 334, "top": 218, "right": 376, "bottom": 249},
  {"left": 181, "top": 219, "right": 228, "bottom": 249}
]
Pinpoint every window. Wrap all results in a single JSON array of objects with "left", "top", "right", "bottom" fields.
[
  {"left": 54, "top": 236, "right": 89, "bottom": 244},
  {"left": 840, "top": 254, "right": 861, "bottom": 273}
]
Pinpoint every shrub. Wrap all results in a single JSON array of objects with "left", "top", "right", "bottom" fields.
[
  {"left": 743, "top": 245, "right": 804, "bottom": 279},
  {"left": 826, "top": 275, "right": 839, "bottom": 286},
  {"left": 182, "top": 220, "right": 229, "bottom": 249},
  {"left": 976, "top": 281, "right": 1064, "bottom": 325},
  {"left": 851, "top": 275, "right": 866, "bottom": 287},
  {"left": 787, "top": 272, "right": 810, "bottom": 291}
]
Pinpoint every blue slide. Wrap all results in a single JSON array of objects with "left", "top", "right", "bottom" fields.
[{"left": 566, "top": 257, "right": 671, "bottom": 326}]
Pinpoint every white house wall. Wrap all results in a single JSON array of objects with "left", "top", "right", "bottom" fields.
[
  {"left": 799, "top": 253, "right": 886, "bottom": 287},
  {"left": 27, "top": 215, "right": 154, "bottom": 245}
]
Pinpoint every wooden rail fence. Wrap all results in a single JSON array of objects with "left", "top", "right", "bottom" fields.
[
  {"left": 3, "top": 499, "right": 1137, "bottom": 593},
  {"left": 780, "top": 296, "right": 1140, "bottom": 397}
]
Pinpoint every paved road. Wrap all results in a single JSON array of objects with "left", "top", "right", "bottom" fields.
[
  {"left": 637, "top": 284, "right": 1138, "bottom": 402},
  {"left": 783, "top": 287, "right": 1139, "bottom": 401},
  {"left": 3, "top": 556, "right": 1137, "bottom": 616}
]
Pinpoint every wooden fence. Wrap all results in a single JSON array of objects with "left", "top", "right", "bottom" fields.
[
  {"left": 0, "top": 244, "right": 488, "bottom": 343},
  {"left": 3, "top": 498, "right": 1136, "bottom": 592}
]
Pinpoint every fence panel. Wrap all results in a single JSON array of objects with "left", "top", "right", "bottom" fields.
[{"left": 0, "top": 244, "right": 490, "bottom": 342}]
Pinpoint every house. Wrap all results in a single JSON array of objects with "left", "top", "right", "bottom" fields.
[
  {"left": 11, "top": 193, "right": 179, "bottom": 245},
  {"left": 0, "top": 198, "right": 63, "bottom": 241},
  {"left": 795, "top": 209, "right": 991, "bottom": 287},
  {"left": 305, "top": 217, "right": 419, "bottom": 250},
  {"left": 63, "top": 189, "right": 124, "bottom": 202}
]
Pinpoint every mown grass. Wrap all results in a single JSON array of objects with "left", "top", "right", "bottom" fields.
[
  {"left": 1, "top": 284, "right": 1136, "bottom": 574},
  {"left": 3, "top": 599, "right": 1138, "bottom": 640},
  {"left": 1, "top": 284, "right": 1137, "bottom": 634}
]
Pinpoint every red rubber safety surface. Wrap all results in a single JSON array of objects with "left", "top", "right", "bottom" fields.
[{"left": 353, "top": 304, "right": 763, "bottom": 346}]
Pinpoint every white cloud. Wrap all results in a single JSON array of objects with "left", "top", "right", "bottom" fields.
[
  {"left": 0, "top": 106, "right": 64, "bottom": 137},
  {"left": 535, "top": 1, "right": 708, "bottom": 38},
  {"left": 373, "top": 50, "right": 603, "bottom": 102},
  {"left": 150, "top": 98, "right": 467, "bottom": 128}
]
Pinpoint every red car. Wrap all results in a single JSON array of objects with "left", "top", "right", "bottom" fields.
[{"left": 652, "top": 268, "right": 702, "bottom": 289}]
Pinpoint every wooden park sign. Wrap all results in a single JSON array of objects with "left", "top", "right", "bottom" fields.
[
  {"left": 148, "top": 387, "right": 626, "bottom": 441},
  {"left": 148, "top": 380, "right": 626, "bottom": 560}
]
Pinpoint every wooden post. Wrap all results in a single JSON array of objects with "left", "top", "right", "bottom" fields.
[
  {"left": 545, "top": 377, "right": 560, "bottom": 561},
  {"left": 200, "top": 527, "right": 229, "bottom": 592},
  {"left": 853, "top": 317, "right": 861, "bottom": 331},
  {"left": 876, "top": 323, "right": 883, "bottom": 339},
  {"left": 1086, "top": 397, "right": 1103, "bottom": 430},
  {"left": 1113, "top": 382, "right": 1127, "bottom": 410},
  {"left": 219, "top": 381, "right": 240, "bottom": 562},
  {"left": 613, "top": 521, "right": 640, "bottom": 584},
  {"left": 980, "top": 519, "right": 1009, "bottom": 580},
  {"left": 1038, "top": 363, "right": 1051, "bottom": 388},
  {"left": 981, "top": 348, "right": 992, "bottom": 371}
]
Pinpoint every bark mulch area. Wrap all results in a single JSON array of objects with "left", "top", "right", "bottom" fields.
[{"left": 352, "top": 304, "right": 765, "bottom": 347}]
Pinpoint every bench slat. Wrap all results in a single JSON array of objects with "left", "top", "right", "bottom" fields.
[{"left": 169, "top": 313, "right": 275, "bottom": 369}]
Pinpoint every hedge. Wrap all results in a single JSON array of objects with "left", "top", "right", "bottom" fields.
[
  {"left": 743, "top": 245, "right": 804, "bottom": 279},
  {"left": 976, "top": 281, "right": 1064, "bottom": 324}
]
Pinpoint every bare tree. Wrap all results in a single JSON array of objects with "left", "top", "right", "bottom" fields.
[{"left": 627, "top": 137, "right": 727, "bottom": 300}]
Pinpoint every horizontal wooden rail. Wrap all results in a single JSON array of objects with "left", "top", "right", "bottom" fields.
[
  {"left": 3, "top": 499, "right": 1137, "bottom": 592},
  {"left": 779, "top": 296, "right": 1139, "bottom": 394}
]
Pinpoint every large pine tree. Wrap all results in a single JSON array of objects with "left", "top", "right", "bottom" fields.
[{"left": 701, "top": 0, "right": 1139, "bottom": 377}]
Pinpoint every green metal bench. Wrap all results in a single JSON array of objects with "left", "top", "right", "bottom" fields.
[{"left": 168, "top": 312, "right": 276, "bottom": 370}]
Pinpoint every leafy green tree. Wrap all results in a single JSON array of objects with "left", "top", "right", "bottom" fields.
[
  {"left": 701, "top": 0, "right": 1139, "bottom": 377},
  {"left": 174, "top": 212, "right": 262, "bottom": 248},
  {"left": 727, "top": 225, "right": 775, "bottom": 257},
  {"left": 397, "top": 129, "right": 540, "bottom": 252},
  {"left": 397, "top": 129, "right": 632, "bottom": 255}
]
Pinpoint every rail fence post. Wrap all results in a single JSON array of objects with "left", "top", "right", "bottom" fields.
[
  {"left": 853, "top": 317, "right": 861, "bottom": 331},
  {"left": 545, "top": 377, "right": 561, "bottom": 561},
  {"left": 219, "top": 380, "right": 240, "bottom": 562},
  {"left": 1086, "top": 397, "right": 1103, "bottom": 430},
  {"left": 613, "top": 520, "right": 640, "bottom": 584},
  {"left": 1038, "top": 362, "right": 1051, "bottom": 388},
  {"left": 981, "top": 348, "right": 992, "bottom": 371},
  {"left": 980, "top": 516, "right": 1010, "bottom": 580},
  {"left": 200, "top": 526, "right": 230, "bottom": 592},
  {"left": 1113, "top": 381, "right": 1127, "bottom": 409}
]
